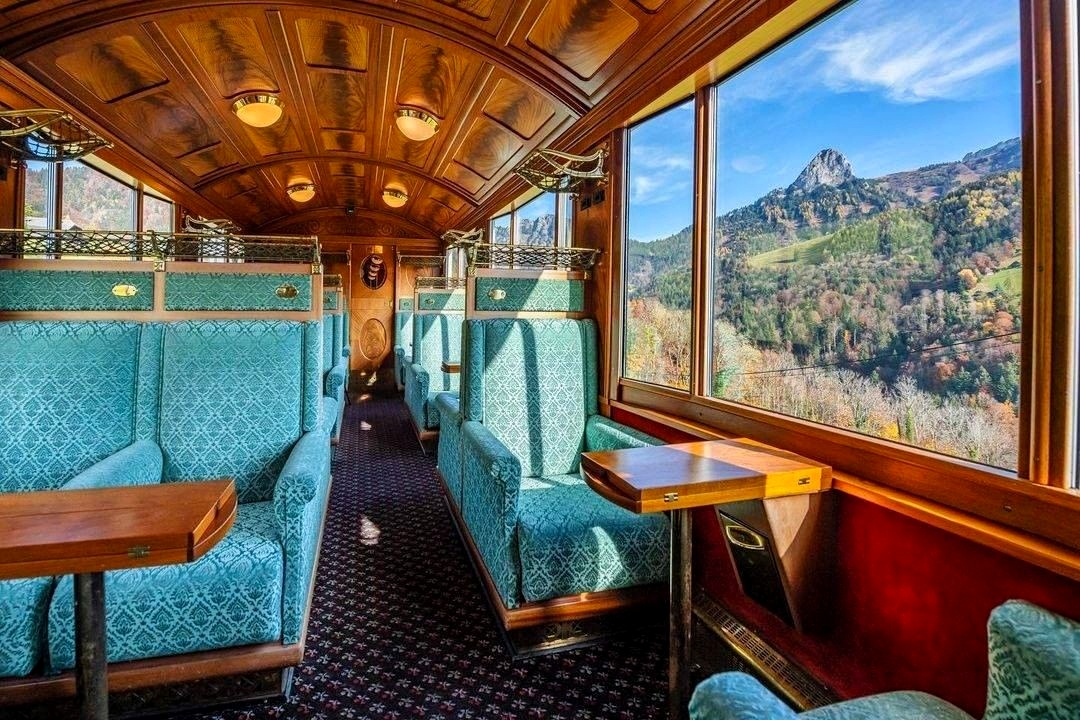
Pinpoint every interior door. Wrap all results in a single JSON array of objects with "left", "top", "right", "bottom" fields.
[{"left": 350, "top": 244, "right": 395, "bottom": 381}]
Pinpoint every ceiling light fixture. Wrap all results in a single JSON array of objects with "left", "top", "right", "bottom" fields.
[
  {"left": 287, "top": 182, "right": 317, "bottom": 203},
  {"left": 382, "top": 187, "right": 408, "bottom": 208},
  {"left": 394, "top": 108, "right": 439, "bottom": 142},
  {"left": 232, "top": 94, "right": 284, "bottom": 128}
]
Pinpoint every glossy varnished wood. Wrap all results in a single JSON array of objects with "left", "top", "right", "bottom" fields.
[
  {"left": 0, "top": 480, "right": 237, "bottom": 580},
  {"left": 581, "top": 439, "right": 831, "bottom": 513}
]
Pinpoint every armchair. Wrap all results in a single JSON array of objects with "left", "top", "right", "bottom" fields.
[
  {"left": 689, "top": 600, "right": 1080, "bottom": 720},
  {"left": 404, "top": 312, "right": 462, "bottom": 437}
]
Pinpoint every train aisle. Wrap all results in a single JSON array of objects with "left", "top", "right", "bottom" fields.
[{"left": 186, "top": 395, "right": 666, "bottom": 720}]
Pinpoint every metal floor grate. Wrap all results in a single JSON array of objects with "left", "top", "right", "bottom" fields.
[{"left": 693, "top": 590, "right": 838, "bottom": 710}]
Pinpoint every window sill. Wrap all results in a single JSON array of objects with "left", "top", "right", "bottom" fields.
[{"left": 609, "top": 399, "right": 1080, "bottom": 582}]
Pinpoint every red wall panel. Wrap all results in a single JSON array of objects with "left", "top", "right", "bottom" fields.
[{"left": 611, "top": 408, "right": 1080, "bottom": 715}]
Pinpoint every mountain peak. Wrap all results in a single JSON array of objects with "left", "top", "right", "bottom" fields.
[{"left": 789, "top": 148, "right": 854, "bottom": 193}]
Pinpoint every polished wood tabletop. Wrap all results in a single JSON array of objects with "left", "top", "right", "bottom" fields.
[
  {"left": 581, "top": 439, "right": 831, "bottom": 514},
  {"left": 441, "top": 361, "right": 461, "bottom": 374},
  {"left": 0, "top": 480, "right": 237, "bottom": 580}
]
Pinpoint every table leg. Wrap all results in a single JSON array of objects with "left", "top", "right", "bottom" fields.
[
  {"left": 669, "top": 508, "right": 692, "bottom": 720},
  {"left": 74, "top": 572, "right": 108, "bottom": 720}
]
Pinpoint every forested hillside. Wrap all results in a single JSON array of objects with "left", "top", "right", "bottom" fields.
[{"left": 625, "top": 138, "right": 1022, "bottom": 468}]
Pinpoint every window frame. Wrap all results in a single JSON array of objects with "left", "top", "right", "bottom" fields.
[
  {"left": 486, "top": 189, "right": 572, "bottom": 248},
  {"left": 611, "top": 0, "right": 1079, "bottom": 551}
]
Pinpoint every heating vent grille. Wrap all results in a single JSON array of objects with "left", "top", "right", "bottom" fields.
[{"left": 693, "top": 591, "right": 837, "bottom": 710}]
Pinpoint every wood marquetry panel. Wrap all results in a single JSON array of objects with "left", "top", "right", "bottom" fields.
[
  {"left": 178, "top": 143, "right": 240, "bottom": 177},
  {"left": 207, "top": 174, "right": 259, "bottom": 199},
  {"left": 444, "top": 162, "right": 486, "bottom": 194},
  {"left": 309, "top": 70, "right": 367, "bottom": 132},
  {"left": 433, "top": 0, "right": 498, "bottom": 20},
  {"left": 54, "top": 35, "right": 167, "bottom": 104},
  {"left": 483, "top": 77, "right": 556, "bottom": 139},
  {"left": 243, "top": 117, "right": 302, "bottom": 157},
  {"left": 115, "top": 90, "right": 217, "bottom": 158},
  {"left": 527, "top": 0, "right": 639, "bottom": 79},
  {"left": 322, "top": 130, "right": 367, "bottom": 154},
  {"left": 177, "top": 18, "right": 279, "bottom": 97},
  {"left": 296, "top": 18, "right": 369, "bottom": 71},
  {"left": 396, "top": 40, "right": 472, "bottom": 119},
  {"left": 454, "top": 115, "right": 522, "bottom": 180}
]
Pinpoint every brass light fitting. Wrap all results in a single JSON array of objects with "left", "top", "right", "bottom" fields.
[{"left": 232, "top": 95, "right": 285, "bottom": 128}]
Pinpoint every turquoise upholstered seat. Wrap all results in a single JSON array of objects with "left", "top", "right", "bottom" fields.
[
  {"left": 689, "top": 600, "right": 1079, "bottom": 720},
  {"left": 435, "top": 393, "right": 464, "bottom": 505},
  {"left": 0, "top": 319, "right": 330, "bottom": 678},
  {"left": 458, "top": 318, "right": 667, "bottom": 608},
  {"left": 394, "top": 300, "right": 414, "bottom": 390},
  {"left": 405, "top": 312, "right": 462, "bottom": 433},
  {"left": 321, "top": 313, "right": 347, "bottom": 443}
]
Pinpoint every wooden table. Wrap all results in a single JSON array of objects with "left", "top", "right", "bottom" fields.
[
  {"left": 0, "top": 480, "right": 237, "bottom": 720},
  {"left": 441, "top": 361, "right": 461, "bottom": 374},
  {"left": 581, "top": 439, "right": 830, "bottom": 720}
]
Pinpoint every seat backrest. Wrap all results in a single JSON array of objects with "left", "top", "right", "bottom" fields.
[
  {"left": 0, "top": 321, "right": 152, "bottom": 492},
  {"left": 395, "top": 299, "right": 414, "bottom": 356},
  {"left": 413, "top": 313, "right": 463, "bottom": 393},
  {"left": 154, "top": 319, "right": 321, "bottom": 503},
  {"left": 464, "top": 318, "right": 598, "bottom": 478},
  {"left": 984, "top": 600, "right": 1080, "bottom": 720}
]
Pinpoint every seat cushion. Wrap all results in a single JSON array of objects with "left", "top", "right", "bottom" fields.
[
  {"left": 434, "top": 394, "right": 463, "bottom": 505},
  {"left": 320, "top": 395, "right": 338, "bottom": 436},
  {"left": 802, "top": 692, "right": 973, "bottom": 720},
  {"left": 424, "top": 390, "right": 456, "bottom": 429},
  {"left": 516, "top": 475, "right": 668, "bottom": 602},
  {"left": 0, "top": 577, "right": 53, "bottom": 678},
  {"left": 47, "top": 502, "right": 284, "bottom": 670}
]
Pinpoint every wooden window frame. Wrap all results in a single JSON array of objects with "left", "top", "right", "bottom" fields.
[{"left": 612, "top": 0, "right": 1080, "bottom": 555}]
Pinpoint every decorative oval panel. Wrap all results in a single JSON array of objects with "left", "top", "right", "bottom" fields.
[{"left": 360, "top": 318, "right": 388, "bottom": 360}]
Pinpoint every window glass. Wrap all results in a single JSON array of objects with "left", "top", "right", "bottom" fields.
[
  {"left": 558, "top": 194, "right": 574, "bottom": 247},
  {"left": 22, "top": 161, "right": 52, "bottom": 230},
  {"left": 62, "top": 161, "right": 135, "bottom": 230},
  {"left": 516, "top": 193, "right": 556, "bottom": 246},
  {"left": 142, "top": 194, "right": 173, "bottom": 232},
  {"left": 624, "top": 99, "right": 695, "bottom": 390},
  {"left": 709, "top": 0, "right": 1022, "bottom": 469},
  {"left": 491, "top": 213, "right": 511, "bottom": 244}
]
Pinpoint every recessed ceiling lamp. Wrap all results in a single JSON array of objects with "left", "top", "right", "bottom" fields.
[
  {"left": 287, "top": 182, "right": 317, "bottom": 203},
  {"left": 394, "top": 108, "right": 439, "bottom": 142},
  {"left": 232, "top": 94, "right": 284, "bottom": 128},
  {"left": 382, "top": 187, "right": 408, "bottom": 208}
]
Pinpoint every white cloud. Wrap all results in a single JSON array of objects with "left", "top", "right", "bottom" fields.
[
  {"left": 629, "top": 143, "right": 693, "bottom": 205},
  {"left": 730, "top": 155, "right": 767, "bottom": 174},
  {"left": 719, "top": 0, "right": 1018, "bottom": 105}
]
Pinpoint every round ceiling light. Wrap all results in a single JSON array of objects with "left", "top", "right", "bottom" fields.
[
  {"left": 232, "top": 94, "right": 284, "bottom": 128},
  {"left": 382, "top": 187, "right": 408, "bottom": 208},
  {"left": 287, "top": 183, "right": 317, "bottom": 203},
  {"left": 394, "top": 108, "right": 439, "bottom": 142}
]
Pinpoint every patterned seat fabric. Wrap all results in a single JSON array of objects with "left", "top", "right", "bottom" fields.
[
  {"left": 459, "top": 318, "right": 667, "bottom": 608},
  {"left": 0, "top": 318, "right": 329, "bottom": 677},
  {"left": 435, "top": 393, "right": 464, "bottom": 506},
  {"left": 983, "top": 600, "right": 1080, "bottom": 720},
  {"left": 0, "top": 578, "right": 52, "bottom": 677},
  {"left": 689, "top": 600, "right": 1080, "bottom": 719},
  {"left": 0, "top": 321, "right": 144, "bottom": 492},
  {"left": 321, "top": 314, "right": 346, "bottom": 442},
  {"left": 47, "top": 502, "right": 284, "bottom": 670},
  {"left": 394, "top": 301, "right": 414, "bottom": 389},
  {"left": 405, "top": 313, "right": 462, "bottom": 431},
  {"left": 517, "top": 475, "right": 668, "bottom": 602}
]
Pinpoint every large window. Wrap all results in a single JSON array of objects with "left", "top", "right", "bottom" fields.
[
  {"left": 143, "top": 193, "right": 174, "bottom": 232},
  {"left": 491, "top": 212, "right": 511, "bottom": 244},
  {"left": 62, "top": 160, "right": 136, "bottom": 230},
  {"left": 516, "top": 192, "right": 556, "bottom": 246},
  {"left": 22, "top": 161, "right": 53, "bottom": 229},
  {"left": 623, "top": 99, "right": 695, "bottom": 390},
  {"left": 707, "top": 0, "right": 1022, "bottom": 469}
]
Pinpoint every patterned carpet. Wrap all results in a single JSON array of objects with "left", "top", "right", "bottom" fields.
[{"left": 183, "top": 395, "right": 668, "bottom": 720}]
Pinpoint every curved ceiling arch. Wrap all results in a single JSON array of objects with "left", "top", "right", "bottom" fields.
[
  {"left": 259, "top": 206, "right": 435, "bottom": 238},
  {"left": 0, "top": 0, "right": 588, "bottom": 113},
  {"left": 1, "top": 0, "right": 728, "bottom": 235}
]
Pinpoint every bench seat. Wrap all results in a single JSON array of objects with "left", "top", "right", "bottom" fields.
[{"left": 0, "top": 578, "right": 52, "bottom": 678}]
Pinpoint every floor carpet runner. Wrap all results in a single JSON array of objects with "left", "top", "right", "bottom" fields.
[{"left": 183, "top": 396, "right": 667, "bottom": 720}]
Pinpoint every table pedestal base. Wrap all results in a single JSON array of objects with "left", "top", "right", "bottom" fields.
[
  {"left": 75, "top": 572, "right": 108, "bottom": 720},
  {"left": 669, "top": 508, "right": 692, "bottom": 720}
]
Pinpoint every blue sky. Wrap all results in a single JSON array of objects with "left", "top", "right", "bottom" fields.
[{"left": 627, "top": 0, "right": 1022, "bottom": 242}]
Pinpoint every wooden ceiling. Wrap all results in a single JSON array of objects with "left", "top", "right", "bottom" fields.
[{"left": 0, "top": 0, "right": 759, "bottom": 238}]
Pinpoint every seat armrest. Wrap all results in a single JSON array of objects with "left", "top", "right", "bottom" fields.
[
  {"left": 62, "top": 440, "right": 163, "bottom": 491},
  {"left": 689, "top": 673, "right": 798, "bottom": 720},
  {"left": 273, "top": 431, "right": 332, "bottom": 644},
  {"left": 324, "top": 361, "right": 347, "bottom": 398},
  {"left": 405, "top": 362, "right": 430, "bottom": 426},
  {"left": 434, "top": 392, "right": 461, "bottom": 423},
  {"left": 341, "top": 346, "right": 351, "bottom": 358},
  {"left": 585, "top": 414, "right": 662, "bottom": 452},
  {"left": 460, "top": 421, "right": 523, "bottom": 608}
]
